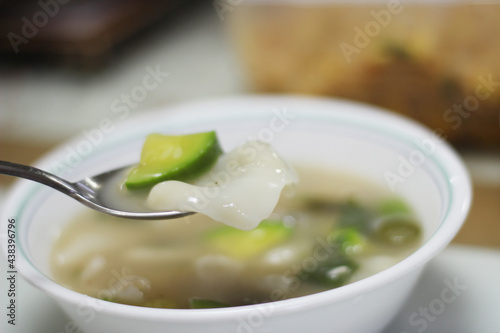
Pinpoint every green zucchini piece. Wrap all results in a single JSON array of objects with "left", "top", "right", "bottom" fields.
[
  {"left": 329, "top": 227, "right": 366, "bottom": 256},
  {"left": 375, "top": 198, "right": 420, "bottom": 246},
  {"left": 205, "top": 220, "right": 293, "bottom": 259},
  {"left": 125, "top": 131, "right": 223, "bottom": 189},
  {"left": 374, "top": 215, "right": 421, "bottom": 246},
  {"left": 378, "top": 198, "right": 412, "bottom": 216}
]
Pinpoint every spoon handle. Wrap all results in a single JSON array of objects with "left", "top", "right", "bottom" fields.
[
  {"left": 0, "top": 160, "right": 194, "bottom": 220},
  {"left": 0, "top": 161, "right": 78, "bottom": 197}
]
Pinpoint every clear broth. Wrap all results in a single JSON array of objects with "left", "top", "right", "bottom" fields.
[{"left": 50, "top": 166, "right": 421, "bottom": 308}]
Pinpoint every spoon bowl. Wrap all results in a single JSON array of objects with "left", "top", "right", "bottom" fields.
[{"left": 0, "top": 161, "right": 194, "bottom": 220}]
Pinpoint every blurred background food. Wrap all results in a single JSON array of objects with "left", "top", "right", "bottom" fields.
[
  {"left": 0, "top": 0, "right": 499, "bottom": 247},
  {"left": 0, "top": 0, "right": 185, "bottom": 68},
  {"left": 232, "top": 3, "right": 500, "bottom": 148}
]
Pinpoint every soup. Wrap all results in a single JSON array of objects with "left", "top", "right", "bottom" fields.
[{"left": 50, "top": 166, "right": 421, "bottom": 309}]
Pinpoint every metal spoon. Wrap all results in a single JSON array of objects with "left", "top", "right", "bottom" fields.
[{"left": 0, "top": 161, "right": 194, "bottom": 220}]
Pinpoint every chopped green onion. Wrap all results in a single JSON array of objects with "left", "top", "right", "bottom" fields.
[
  {"left": 329, "top": 227, "right": 367, "bottom": 256},
  {"left": 374, "top": 215, "right": 421, "bottom": 246},
  {"left": 301, "top": 252, "right": 358, "bottom": 288},
  {"left": 338, "top": 200, "right": 373, "bottom": 234},
  {"left": 378, "top": 198, "right": 412, "bottom": 216}
]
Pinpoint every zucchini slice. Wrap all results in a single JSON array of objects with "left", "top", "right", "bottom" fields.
[{"left": 125, "top": 131, "right": 223, "bottom": 189}]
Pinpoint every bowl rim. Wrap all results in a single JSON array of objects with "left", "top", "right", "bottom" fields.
[{"left": 1, "top": 95, "right": 472, "bottom": 321}]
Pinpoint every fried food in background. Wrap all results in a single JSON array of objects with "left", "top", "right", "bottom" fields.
[{"left": 232, "top": 4, "right": 500, "bottom": 148}]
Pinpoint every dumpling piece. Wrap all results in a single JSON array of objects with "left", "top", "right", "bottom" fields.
[{"left": 147, "top": 141, "right": 298, "bottom": 230}]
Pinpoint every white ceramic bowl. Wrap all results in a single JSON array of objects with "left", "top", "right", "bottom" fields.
[{"left": 1, "top": 96, "right": 471, "bottom": 333}]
